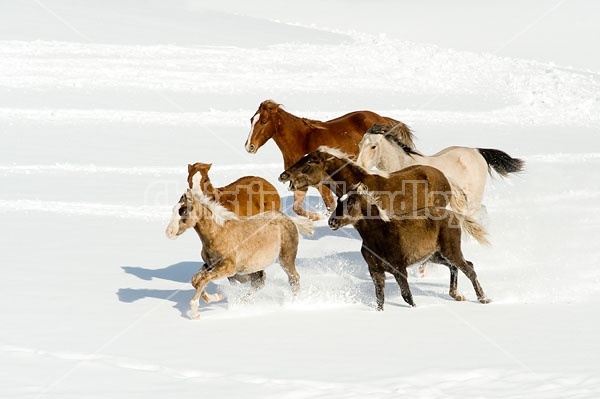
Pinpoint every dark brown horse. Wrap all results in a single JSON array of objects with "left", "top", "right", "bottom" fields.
[
  {"left": 278, "top": 147, "right": 468, "bottom": 218},
  {"left": 328, "top": 185, "right": 490, "bottom": 310},
  {"left": 244, "top": 100, "right": 412, "bottom": 220}
]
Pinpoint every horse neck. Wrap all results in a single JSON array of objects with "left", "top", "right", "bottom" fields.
[
  {"left": 191, "top": 204, "right": 221, "bottom": 243},
  {"left": 271, "top": 109, "right": 311, "bottom": 168},
  {"left": 379, "top": 141, "right": 413, "bottom": 171},
  {"left": 200, "top": 175, "right": 219, "bottom": 198},
  {"left": 325, "top": 159, "right": 370, "bottom": 195}
]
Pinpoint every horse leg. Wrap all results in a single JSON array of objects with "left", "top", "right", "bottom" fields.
[
  {"left": 390, "top": 267, "right": 415, "bottom": 307},
  {"left": 239, "top": 270, "right": 266, "bottom": 302},
  {"left": 279, "top": 249, "right": 300, "bottom": 296},
  {"left": 293, "top": 189, "right": 321, "bottom": 221},
  {"left": 189, "top": 263, "right": 232, "bottom": 320},
  {"left": 316, "top": 184, "right": 336, "bottom": 212},
  {"left": 439, "top": 237, "right": 490, "bottom": 303},
  {"left": 417, "top": 261, "right": 428, "bottom": 278},
  {"left": 429, "top": 252, "right": 466, "bottom": 301},
  {"left": 362, "top": 247, "right": 386, "bottom": 311},
  {"left": 228, "top": 274, "right": 251, "bottom": 285}
]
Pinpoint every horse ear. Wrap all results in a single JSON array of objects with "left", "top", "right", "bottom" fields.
[
  {"left": 188, "top": 164, "right": 193, "bottom": 173},
  {"left": 206, "top": 163, "right": 212, "bottom": 171}
]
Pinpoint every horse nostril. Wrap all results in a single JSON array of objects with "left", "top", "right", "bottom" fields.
[
  {"left": 278, "top": 172, "right": 288, "bottom": 182},
  {"left": 249, "top": 144, "right": 255, "bottom": 152}
]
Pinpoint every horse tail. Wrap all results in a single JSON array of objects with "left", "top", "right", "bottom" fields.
[
  {"left": 477, "top": 148, "right": 525, "bottom": 177},
  {"left": 453, "top": 212, "right": 490, "bottom": 246},
  {"left": 447, "top": 178, "right": 469, "bottom": 215},
  {"left": 290, "top": 216, "right": 315, "bottom": 236}
]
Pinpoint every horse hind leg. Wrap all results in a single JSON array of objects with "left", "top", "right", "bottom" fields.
[
  {"left": 429, "top": 252, "right": 466, "bottom": 301},
  {"left": 278, "top": 243, "right": 301, "bottom": 296},
  {"left": 438, "top": 239, "right": 490, "bottom": 304},
  {"left": 239, "top": 271, "right": 267, "bottom": 303}
]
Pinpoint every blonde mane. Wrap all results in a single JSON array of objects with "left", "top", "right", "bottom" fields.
[
  {"left": 317, "top": 146, "right": 389, "bottom": 178},
  {"left": 352, "top": 183, "right": 390, "bottom": 222},
  {"left": 191, "top": 191, "right": 239, "bottom": 226}
]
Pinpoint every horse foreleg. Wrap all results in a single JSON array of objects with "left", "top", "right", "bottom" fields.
[
  {"left": 189, "top": 264, "right": 231, "bottom": 320},
  {"left": 391, "top": 268, "right": 415, "bottom": 307},
  {"left": 316, "top": 184, "right": 336, "bottom": 213},
  {"left": 292, "top": 190, "right": 321, "bottom": 221}
]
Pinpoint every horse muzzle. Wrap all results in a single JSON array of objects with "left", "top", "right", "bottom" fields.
[
  {"left": 328, "top": 217, "right": 340, "bottom": 230},
  {"left": 278, "top": 171, "right": 291, "bottom": 183}
]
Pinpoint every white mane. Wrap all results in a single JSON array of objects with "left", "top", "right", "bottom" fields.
[
  {"left": 191, "top": 191, "right": 239, "bottom": 226},
  {"left": 352, "top": 183, "right": 390, "bottom": 222},
  {"left": 317, "top": 146, "right": 389, "bottom": 178}
]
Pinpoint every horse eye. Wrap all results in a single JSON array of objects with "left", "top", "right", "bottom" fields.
[
  {"left": 261, "top": 119, "right": 267, "bottom": 125},
  {"left": 371, "top": 145, "right": 376, "bottom": 149}
]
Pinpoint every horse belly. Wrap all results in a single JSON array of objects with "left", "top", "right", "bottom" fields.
[{"left": 236, "top": 238, "right": 280, "bottom": 274}]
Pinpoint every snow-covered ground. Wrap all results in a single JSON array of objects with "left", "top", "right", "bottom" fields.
[{"left": 1, "top": 1, "right": 599, "bottom": 398}]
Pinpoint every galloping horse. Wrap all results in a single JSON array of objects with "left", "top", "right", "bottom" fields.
[
  {"left": 244, "top": 100, "right": 412, "bottom": 220},
  {"left": 166, "top": 189, "right": 314, "bottom": 319},
  {"left": 187, "top": 162, "right": 282, "bottom": 285},
  {"left": 278, "top": 146, "right": 468, "bottom": 218},
  {"left": 328, "top": 184, "right": 491, "bottom": 309},
  {"left": 187, "top": 162, "right": 281, "bottom": 216},
  {"left": 357, "top": 124, "right": 525, "bottom": 216}
]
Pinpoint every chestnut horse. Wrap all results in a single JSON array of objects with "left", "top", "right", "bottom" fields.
[
  {"left": 244, "top": 100, "right": 412, "bottom": 220},
  {"left": 187, "top": 162, "right": 281, "bottom": 216},
  {"left": 328, "top": 184, "right": 490, "bottom": 309},
  {"left": 166, "top": 189, "right": 314, "bottom": 319}
]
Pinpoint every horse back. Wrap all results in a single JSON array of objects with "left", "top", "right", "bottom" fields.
[
  {"left": 217, "top": 176, "right": 281, "bottom": 216},
  {"left": 305, "top": 111, "right": 396, "bottom": 156},
  {"left": 375, "top": 165, "right": 451, "bottom": 214}
]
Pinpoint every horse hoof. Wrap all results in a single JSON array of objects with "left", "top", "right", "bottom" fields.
[
  {"left": 308, "top": 213, "right": 322, "bottom": 222},
  {"left": 479, "top": 297, "right": 492, "bottom": 304},
  {"left": 190, "top": 313, "right": 200, "bottom": 320},
  {"left": 452, "top": 294, "right": 466, "bottom": 301}
]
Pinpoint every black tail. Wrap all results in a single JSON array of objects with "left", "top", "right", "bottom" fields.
[{"left": 477, "top": 148, "right": 525, "bottom": 177}]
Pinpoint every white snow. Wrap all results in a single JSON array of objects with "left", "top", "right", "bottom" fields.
[{"left": 1, "top": 1, "right": 599, "bottom": 398}]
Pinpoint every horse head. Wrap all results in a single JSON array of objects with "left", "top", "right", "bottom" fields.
[
  {"left": 187, "top": 162, "right": 212, "bottom": 193},
  {"left": 245, "top": 100, "right": 281, "bottom": 154},
  {"left": 278, "top": 150, "right": 334, "bottom": 191},
  {"left": 356, "top": 133, "right": 383, "bottom": 170},
  {"left": 328, "top": 184, "right": 389, "bottom": 230},
  {"left": 166, "top": 189, "right": 197, "bottom": 239}
]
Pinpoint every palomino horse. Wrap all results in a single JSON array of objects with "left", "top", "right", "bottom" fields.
[
  {"left": 278, "top": 146, "right": 469, "bottom": 219},
  {"left": 244, "top": 100, "right": 412, "bottom": 220},
  {"left": 187, "top": 162, "right": 282, "bottom": 285},
  {"left": 166, "top": 189, "right": 314, "bottom": 319},
  {"left": 357, "top": 124, "right": 525, "bottom": 215},
  {"left": 328, "top": 184, "right": 491, "bottom": 309},
  {"left": 187, "top": 162, "right": 281, "bottom": 215}
]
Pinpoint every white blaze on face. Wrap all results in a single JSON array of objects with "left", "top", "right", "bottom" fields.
[
  {"left": 191, "top": 171, "right": 202, "bottom": 194},
  {"left": 245, "top": 113, "right": 260, "bottom": 152},
  {"left": 165, "top": 202, "right": 182, "bottom": 239},
  {"left": 358, "top": 137, "right": 377, "bottom": 170}
]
